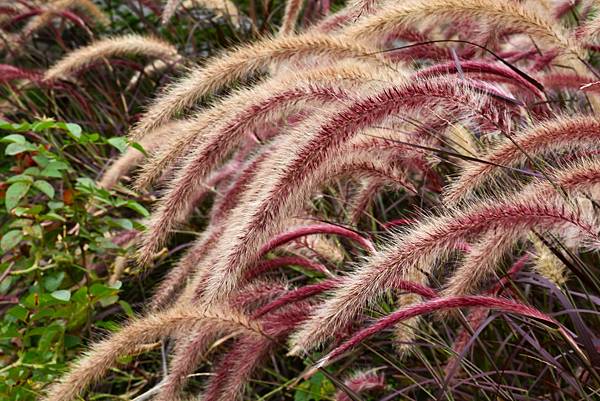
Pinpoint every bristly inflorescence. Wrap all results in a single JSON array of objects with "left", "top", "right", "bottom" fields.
[{"left": 34, "top": 0, "right": 600, "bottom": 400}]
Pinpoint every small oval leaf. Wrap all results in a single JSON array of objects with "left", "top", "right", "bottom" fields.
[
  {"left": 6, "top": 181, "right": 30, "bottom": 211},
  {"left": 51, "top": 290, "right": 71, "bottom": 302},
  {"left": 33, "top": 180, "right": 55, "bottom": 199},
  {"left": 1, "top": 230, "right": 23, "bottom": 252}
]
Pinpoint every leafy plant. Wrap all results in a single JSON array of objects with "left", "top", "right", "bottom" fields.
[{"left": 0, "top": 120, "right": 145, "bottom": 401}]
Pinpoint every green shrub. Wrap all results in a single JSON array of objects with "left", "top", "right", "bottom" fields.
[{"left": 0, "top": 120, "right": 145, "bottom": 401}]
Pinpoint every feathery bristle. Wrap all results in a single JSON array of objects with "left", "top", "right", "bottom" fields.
[
  {"left": 444, "top": 115, "right": 600, "bottom": 204},
  {"left": 45, "top": 34, "right": 180, "bottom": 81},
  {"left": 128, "top": 34, "right": 390, "bottom": 139},
  {"left": 344, "top": 0, "right": 582, "bottom": 59},
  {"left": 289, "top": 191, "right": 598, "bottom": 354}
]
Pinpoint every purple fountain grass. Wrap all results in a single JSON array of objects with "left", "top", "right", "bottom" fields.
[
  {"left": 153, "top": 321, "right": 233, "bottom": 401},
  {"left": 444, "top": 159, "right": 600, "bottom": 297},
  {"left": 550, "top": 158, "right": 600, "bottom": 195},
  {"left": 311, "top": 0, "right": 384, "bottom": 33},
  {"left": 44, "top": 34, "right": 180, "bottom": 81},
  {"left": 188, "top": 146, "right": 419, "bottom": 301},
  {"left": 541, "top": 72, "right": 600, "bottom": 92},
  {"left": 245, "top": 256, "right": 330, "bottom": 279},
  {"left": 382, "top": 218, "right": 416, "bottom": 230},
  {"left": 34, "top": 0, "right": 600, "bottom": 398},
  {"left": 155, "top": 281, "right": 286, "bottom": 401},
  {"left": 414, "top": 60, "right": 544, "bottom": 97},
  {"left": 195, "top": 76, "right": 516, "bottom": 305},
  {"left": 258, "top": 223, "right": 375, "bottom": 256},
  {"left": 148, "top": 226, "right": 223, "bottom": 311},
  {"left": 252, "top": 278, "right": 341, "bottom": 317},
  {"left": 575, "top": 13, "right": 600, "bottom": 45},
  {"left": 315, "top": 295, "right": 558, "bottom": 369},
  {"left": 202, "top": 335, "right": 272, "bottom": 401},
  {"left": 0, "top": 4, "right": 26, "bottom": 18},
  {"left": 343, "top": 157, "right": 420, "bottom": 195},
  {"left": 128, "top": 34, "right": 391, "bottom": 139},
  {"left": 125, "top": 58, "right": 184, "bottom": 91},
  {"left": 442, "top": 233, "right": 519, "bottom": 297},
  {"left": 210, "top": 150, "right": 273, "bottom": 225},
  {"left": 443, "top": 254, "right": 529, "bottom": 378},
  {"left": 313, "top": 7, "right": 356, "bottom": 32},
  {"left": 134, "top": 60, "right": 388, "bottom": 188},
  {"left": 16, "top": 7, "right": 91, "bottom": 42},
  {"left": 288, "top": 192, "right": 598, "bottom": 355},
  {"left": 40, "top": 304, "right": 264, "bottom": 401},
  {"left": 143, "top": 157, "right": 239, "bottom": 266},
  {"left": 444, "top": 115, "right": 600, "bottom": 205},
  {"left": 227, "top": 281, "right": 291, "bottom": 314},
  {"left": 342, "top": 0, "right": 582, "bottom": 60},
  {"left": 554, "top": 0, "right": 580, "bottom": 19},
  {"left": 349, "top": 135, "right": 441, "bottom": 191},
  {"left": 136, "top": 0, "right": 162, "bottom": 16},
  {"left": 133, "top": 67, "right": 365, "bottom": 187},
  {"left": 203, "top": 304, "right": 309, "bottom": 401},
  {"left": 136, "top": 82, "right": 354, "bottom": 265},
  {"left": 349, "top": 178, "right": 384, "bottom": 224},
  {"left": 335, "top": 370, "right": 385, "bottom": 401},
  {"left": 351, "top": 0, "right": 384, "bottom": 16},
  {"left": 280, "top": 0, "right": 304, "bottom": 35},
  {"left": 0, "top": 64, "right": 43, "bottom": 82}
]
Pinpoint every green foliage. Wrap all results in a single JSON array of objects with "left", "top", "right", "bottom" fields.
[
  {"left": 293, "top": 372, "right": 335, "bottom": 401},
  {"left": 0, "top": 120, "right": 142, "bottom": 401}
]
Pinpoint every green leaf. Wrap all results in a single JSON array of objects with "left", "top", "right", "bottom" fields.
[
  {"left": 9, "top": 219, "right": 32, "bottom": 228},
  {"left": 48, "top": 201, "right": 64, "bottom": 210},
  {"left": 1, "top": 134, "right": 26, "bottom": 144},
  {"left": 50, "top": 290, "right": 71, "bottom": 302},
  {"left": 41, "top": 161, "right": 69, "bottom": 178},
  {"left": 0, "top": 323, "right": 19, "bottom": 340},
  {"left": 6, "top": 181, "right": 31, "bottom": 211},
  {"left": 71, "top": 287, "right": 88, "bottom": 303},
  {"left": 5, "top": 142, "right": 36, "bottom": 155},
  {"left": 38, "top": 326, "right": 61, "bottom": 351},
  {"left": 111, "top": 218, "right": 133, "bottom": 230},
  {"left": 65, "top": 123, "right": 82, "bottom": 140},
  {"left": 43, "top": 212, "right": 66, "bottom": 222},
  {"left": 43, "top": 272, "right": 65, "bottom": 292},
  {"left": 11, "top": 122, "right": 31, "bottom": 131},
  {"left": 6, "top": 174, "right": 33, "bottom": 184},
  {"left": 99, "top": 295, "right": 119, "bottom": 307},
  {"left": 23, "top": 166, "right": 41, "bottom": 176},
  {"left": 31, "top": 120, "right": 57, "bottom": 132},
  {"left": 107, "top": 137, "right": 128, "bottom": 153},
  {"left": 130, "top": 141, "right": 148, "bottom": 156},
  {"left": 119, "top": 300, "right": 134, "bottom": 317},
  {"left": 33, "top": 180, "right": 55, "bottom": 198},
  {"left": 7, "top": 305, "right": 28, "bottom": 322},
  {"left": 0, "top": 120, "right": 13, "bottom": 130},
  {"left": 64, "top": 335, "right": 81, "bottom": 349},
  {"left": 90, "top": 283, "right": 117, "bottom": 298},
  {"left": 32, "top": 154, "right": 49, "bottom": 168},
  {"left": 126, "top": 201, "right": 149, "bottom": 217},
  {"left": 1, "top": 230, "right": 23, "bottom": 252},
  {"left": 95, "top": 320, "right": 120, "bottom": 331},
  {"left": 76, "top": 177, "right": 96, "bottom": 190}
]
